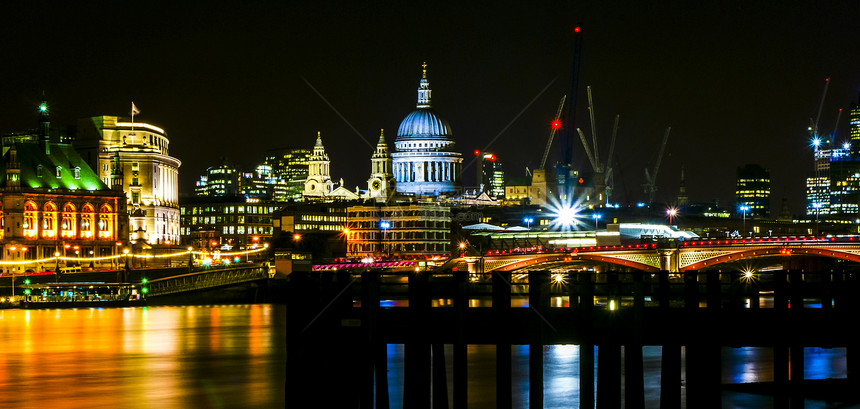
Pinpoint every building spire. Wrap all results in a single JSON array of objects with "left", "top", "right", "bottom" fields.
[{"left": 417, "top": 62, "right": 432, "bottom": 109}]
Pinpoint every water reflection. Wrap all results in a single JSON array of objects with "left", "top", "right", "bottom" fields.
[
  {"left": 380, "top": 343, "right": 847, "bottom": 408},
  {"left": 0, "top": 305, "right": 286, "bottom": 409}
]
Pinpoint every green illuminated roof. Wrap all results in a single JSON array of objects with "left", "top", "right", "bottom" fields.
[{"left": 1, "top": 142, "right": 110, "bottom": 191}]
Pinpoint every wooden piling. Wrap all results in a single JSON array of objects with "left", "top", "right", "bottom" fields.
[
  {"left": 529, "top": 270, "right": 550, "bottom": 409},
  {"left": 403, "top": 271, "right": 431, "bottom": 409},
  {"left": 579, "top": 272, "right": 595, "bottom": 409},
  {"left": 625, "top": 271, "right": 645, "bottom": 409},
  {"left": 493, "top": 270, "right": 513, "bottom": 409},
  {"left": 453, "top": 270, "right": 468, "bottom": 409}
]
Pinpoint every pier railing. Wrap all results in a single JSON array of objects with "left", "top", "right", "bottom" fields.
[{"left": 287, "top": 269, "right": 860, "bottom": 408}]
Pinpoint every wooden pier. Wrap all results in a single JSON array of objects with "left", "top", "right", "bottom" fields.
[{"left": 286, "top": 269, "right": 860, "bottom": 408}]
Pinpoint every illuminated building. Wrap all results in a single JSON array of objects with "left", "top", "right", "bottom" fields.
[
  {"left": 365, "top": 130, "right": 396, "bottom": 202},
  {"left": 302, "top": 132, "right": 359, "bottom": 201},
  {"left": 504, "top": 169, "right": 552, "bottom": 206},
  {"left": 391, "top": 63, "right": 463, "bottom": 196},
  {"left": 76, "top": 115, "right": 181, "bottom": 245},
  {"left": 196, "top": 159, "right": 290, "bottom": 202},
  {"left": 239, "top": 165, "right": 288, "bottom": 202},
  {"left": 195, "top": 157, "right": 240, "bottom": 197},
  {"left": 804, "top": 95, "right": 860, "bottom": 218},
  {"left": 1, "top": 103, "right": 127, "bottom": 272},
  {"left": 477, "top": 152, "right": 505, "bottom": 199},
  {"left": 850, "top": 94, "right": 860, "bottom": 149},
  {"left": 346, "top": 203, "right": 451, "bottom": 257},
  {"left": 271, "top": 203, "right": 349, "bottom": 259},
  {"left": 180, "top": 197, "right": 283, "bottom": 250},
  {"left": 736, "top": 164, "right": 770, "bottom": 218},
  {"left": 262, "top": 148, "right": 310, "bottom": 201}
]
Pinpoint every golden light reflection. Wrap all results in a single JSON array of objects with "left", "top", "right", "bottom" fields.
[{"left": 0, "top": 305, "right": 285, "bottom": 408}]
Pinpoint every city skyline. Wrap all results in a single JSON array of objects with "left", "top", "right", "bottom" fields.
[{"left": 1, "top": 2, "right": 859, "bottom": 214}]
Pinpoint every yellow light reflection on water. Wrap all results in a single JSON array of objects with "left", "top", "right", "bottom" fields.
[{"left": 0, "top": 305, "right": 285, "bottom": 408}]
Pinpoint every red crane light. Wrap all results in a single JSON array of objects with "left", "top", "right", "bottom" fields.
[
  {"left": 551, "top": 119, "right": 562, "bottom": 130},
  {"left": 474, "top": 150, "right": 480, "bottom": 156},
  {"left": 574, "top": 26, "right": 581, "bottom": 33}
]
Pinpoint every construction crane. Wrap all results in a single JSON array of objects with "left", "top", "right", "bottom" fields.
[
  {"left": 809, "top": 78, "right": 830, "bottom": 147},
  {"left": 575, "top": 86, "right": 620, "bottom": 204},
  {"left": 643, "top": 127, "right": 671, "bottom": 204},
  {"left": 556, "top": 23, "right": 584, "bottom": 198},
  {"left": 539, "top": 95, "right": 567, "bottom": 170}
]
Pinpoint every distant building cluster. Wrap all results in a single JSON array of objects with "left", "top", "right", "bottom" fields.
[
  {"left": 805, "top": 94, "right": 860, "bottom": 219},
  {"left": 194, "top": 148, "right": 310, "bottom": 202},
  {"left": 4, "top": 70, "right": 860, "bottom": 272}
]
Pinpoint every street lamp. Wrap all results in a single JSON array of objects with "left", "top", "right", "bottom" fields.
[
  {"left": 379, "top": 221, "right": 391, "bottom": 258},
  {"left": 666, "top": 208, "right": 678, "bottom": 225},
  {"left": 523, "top": 217, "right": 534, "bottom": 229},
  {"left": 739, "top": 205, "right": 749, "bottom": 237},
  {"left": 592, "top": 213, "right": 602, "bottom": 230},
  {"left": 813, "top": 202, "right": 822, "bottom": 235}
]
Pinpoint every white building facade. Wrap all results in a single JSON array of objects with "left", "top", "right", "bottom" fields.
[{"left": 76, "top": 116, "right": 181, "bottom": 245}]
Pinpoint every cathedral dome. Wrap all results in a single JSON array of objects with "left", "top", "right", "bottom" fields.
[
  {"left": 394, "top": 64, "right": 454, "bottom": 143},
  {"left": 396, "top": 109, "right": 453, "bottom": 141}
]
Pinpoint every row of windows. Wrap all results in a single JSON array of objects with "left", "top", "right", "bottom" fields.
[
  {"left": 348, "top": 243, "right": 450, "bottom": 253},
  {"left": 351, "top": 221, "right": 450, "bottom": 229},
  {"left": 349, "top": 231, "right": 449, "bottom": 241},
  {"left": 347, "top": 210, "right": 450, "bottom": 218},
  {"left": 36, "top": 165, "right": 81, "bottom": 179},
  {"left": 183, "top": 215, "right": 272, "bottom": 225},
  {"left": 300, "top": 215, "right": 346, "bottom": 222},
  {"left": 294, "top": 224, "right": 344, "bottom": 231},
  {"left": 182, "top": 205, "right": 280, "bottom": 215}
]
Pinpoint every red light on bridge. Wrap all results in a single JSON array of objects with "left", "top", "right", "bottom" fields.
[{"left": 551, "top": 119, "right": 562, "bottom": 130}]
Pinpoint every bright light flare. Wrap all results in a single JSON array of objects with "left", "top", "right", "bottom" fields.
[
  {"left": 811, "top": 137, "right": 821, "bottom": 148},
  {"left": 551, "top": 273, "right": 567, "bottom": 285},
  {"left": 545, "top": 194, "right": 584, "bottom": 231}
]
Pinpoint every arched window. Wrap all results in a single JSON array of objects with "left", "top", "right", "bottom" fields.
[
  {"left": 61, "top": 203, "right": 76, "bottom": 238},
  {"left": 98, "top": 204, "right": 113, "bottom": 239},
  {"left": 80, "top": 203, "right": 95, "bottom": 239},
  {"left": 42, "top": 202, "right": 58, "bottom": 239}
]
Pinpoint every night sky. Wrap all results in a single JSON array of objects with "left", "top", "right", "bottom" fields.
[{"left": 1, "top": 2, "right": 858, "bottom": 215}]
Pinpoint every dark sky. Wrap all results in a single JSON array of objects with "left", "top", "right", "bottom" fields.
[{"left": 1, "top": 2, "right": 858, "bottom": 215}]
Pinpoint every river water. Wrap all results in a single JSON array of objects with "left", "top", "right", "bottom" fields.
[
  {"left": 0, "top": 304, "right": 286, "bottom": 409},
  {"left": 1, "top": 304, "right": 854, "bottom": 408}
]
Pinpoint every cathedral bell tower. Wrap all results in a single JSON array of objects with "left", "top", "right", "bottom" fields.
[
  {"left": 303, "top": 132, "right": 334, "bottom": 199},
  {"left": 366, "top": 129, "right": 396, "bottom": 201}
]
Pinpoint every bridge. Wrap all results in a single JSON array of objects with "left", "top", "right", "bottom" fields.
[
  {"left": 313, "top": 235, "right": 860, "bottom": 274},
  {"left": 144, "top": 264, "right": 271, "bottom": 297}
]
